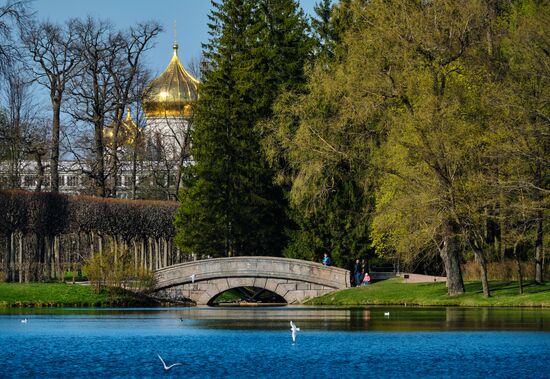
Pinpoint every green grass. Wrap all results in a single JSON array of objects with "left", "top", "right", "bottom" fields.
[
  {"left": 0, "top": 283, "right": 153, "bottom": 308},
  {"left": 306, "top": 278, "right": 550, "bottom": 307}
]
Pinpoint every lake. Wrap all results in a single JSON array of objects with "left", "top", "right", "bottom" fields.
[{"left": 0, "top": 306, "right": 549, "bottom": 378}]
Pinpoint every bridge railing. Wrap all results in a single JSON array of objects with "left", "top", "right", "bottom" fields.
[{"left": 154, "top": 256, "right": 350, "bottom": 290}]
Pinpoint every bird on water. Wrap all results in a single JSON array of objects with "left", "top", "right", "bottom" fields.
[
  {"left": 158, "top": 354, "right": 183, "bottom": 371},
  {"left": 290, "top": 320, "right": 300, "bottom": 343}
]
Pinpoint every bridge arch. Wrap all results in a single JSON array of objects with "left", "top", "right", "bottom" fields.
[{"left": 152, "top": 256, "right": 350, "bottom": 305}]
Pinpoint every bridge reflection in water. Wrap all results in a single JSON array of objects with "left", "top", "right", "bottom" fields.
[{"left": 153, "top": 256, "right": 350, "bottom": 305}]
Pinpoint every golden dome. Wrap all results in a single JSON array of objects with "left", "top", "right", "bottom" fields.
[
  {"left": 143, "top": 43, "right": 199, "bottom": 118},
  {"left": 104, "top": 108, "right": 142, "bottom": 147}
]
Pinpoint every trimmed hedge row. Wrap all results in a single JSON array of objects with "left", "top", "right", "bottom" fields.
[
  {"left": 0, "top": 190, "right": 178, "bottom": 238},
  {"left": 0, "top": 190, "right": 180, "bottom": 282}
]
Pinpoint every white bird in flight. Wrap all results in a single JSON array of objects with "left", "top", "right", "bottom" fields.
[
  {"left": 384, "top": 312, "right": 390, "bottom": 317},
  {"left": 157, "top": 354, "right": 183, "bottom": 371},
  {"left": 290, "top": 320, "right": 300, "bottom": 343}
]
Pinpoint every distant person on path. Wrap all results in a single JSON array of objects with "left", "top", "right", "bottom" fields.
[
  {"left": 363, "top": 273, "right": 371, "bottom": 286},
  {"left": 322, "top": 253, "right": 332, "bottom": 266},
  {"left": 354, "top": 259, "right": 362, "bottom": 287}
]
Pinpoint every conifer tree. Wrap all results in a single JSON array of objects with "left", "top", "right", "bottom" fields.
[{"left": 174, "top": 0, "right": 311, "bottom": 258}]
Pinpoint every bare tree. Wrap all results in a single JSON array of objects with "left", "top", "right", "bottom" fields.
[
  {"left": 0, "top": 64, "right": 48, "bottom": 190},
  {"left": 186, "top": 55, "right": 204, "bottom": 82},
  {"left": 21, "top": 19, "right": 80, "bottom": 193},
  {"left": 0, "top": 0, "right": 28, "bottom": 77},
  {"left": 66, "top": 17, "right": 121, "bottom": 197},
  {"left": 107, "top": 21, "right": 161, "bottom": 197}
]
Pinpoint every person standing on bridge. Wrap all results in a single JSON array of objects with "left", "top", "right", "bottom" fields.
[{"left": 322, "top": 253, "right": 332, "bottom": 267}]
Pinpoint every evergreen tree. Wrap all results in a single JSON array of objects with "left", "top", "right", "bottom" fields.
[
  {"left": 262, "top": 0, "right": 373, "bottom": 268},
  {"left": 174, "top": 0, "right": 311, "bottom": 257},
  {"left": 311, "top": 0, "right": 334, "bottom": 59}
]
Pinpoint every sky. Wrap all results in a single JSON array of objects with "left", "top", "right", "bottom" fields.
[{"left": 30, "top": 0, "right": 319, "bottom": 77}]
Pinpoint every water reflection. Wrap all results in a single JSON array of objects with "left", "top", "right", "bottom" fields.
[{"left": 1, "top": 306, "right": 548, "bottom": 331}]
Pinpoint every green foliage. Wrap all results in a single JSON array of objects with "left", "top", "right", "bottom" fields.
[
  {"left": 264, "top": 0, "right": 548, "bottom": 295},
  {"left": 261, "top": 0, "right": 381, "bottom": 268},
  {"left": 82, "top": 242, "right": 154, "bottom": 293},
  {"left": 284, "top": 174, "right": 372, "bottom": 267},
  {"left": 175, "top": 0, "right": 312, "bottom": 258}
]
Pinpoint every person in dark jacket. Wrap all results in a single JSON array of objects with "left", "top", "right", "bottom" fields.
[{"left": 353, "top": 259, "right": 362, "bottom": 287}]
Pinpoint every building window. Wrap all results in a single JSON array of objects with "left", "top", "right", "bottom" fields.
[
  {"left": 24, "top": 175, "right": 35, "bottom": 187},
  {"left": 67, "top": 176, "right": 79, "bottom": 187}
]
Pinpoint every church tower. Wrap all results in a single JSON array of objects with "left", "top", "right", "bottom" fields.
[{"left": 142, "top": 41, "right": 199, "bottom": 161}]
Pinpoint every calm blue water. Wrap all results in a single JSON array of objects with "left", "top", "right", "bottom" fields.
[{"left": 0, "top": 307, "right": 549, "bottom": 378}]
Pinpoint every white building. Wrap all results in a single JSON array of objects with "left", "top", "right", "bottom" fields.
[{"left": 0, "top": 42, "right": 199, "bottom": 200}]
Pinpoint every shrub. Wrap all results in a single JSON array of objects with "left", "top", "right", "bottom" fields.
[{"left": 82, "top": 242, "right": 155, "bottom": 293}]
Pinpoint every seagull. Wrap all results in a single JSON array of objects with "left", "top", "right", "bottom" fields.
[
  {"left": 384, "top": 312, "right": 390, "bottom": 317},
  {"left": 190, "top": 274, "right": 196, "bottom": 284},
  {"left": 157, "top": 354, "right": 182, "bottom": 371},
  {"left": 290, "top": 320, "right": 300, "bottom": 343},
  {"left": 21, "top": 318, "right": 28, "bottom": 323}
]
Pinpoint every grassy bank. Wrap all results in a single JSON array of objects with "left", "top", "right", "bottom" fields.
[
  {"left": 306, "top": 278, "right": 550, "bottom": 307},
  {"left": 0, "top": 283, "right": 155, "bottom": 308}
]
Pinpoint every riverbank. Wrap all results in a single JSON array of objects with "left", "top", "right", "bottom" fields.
[
  {"left": 0, "top": 283, "right": 156, "bottom": 308},
  {"left": 2, "top": 279, "right": 549, "bottom": 308},
  {"left": 306, "top": 278, "right": 550, "bottom": 307}
]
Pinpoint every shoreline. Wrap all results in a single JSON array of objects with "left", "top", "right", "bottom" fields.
[
  {"left": 1, "top": 279, "right": 549, "bottom": 308},
  {"left": 304, "top": 278, "right": 550, "bottom": 307}
]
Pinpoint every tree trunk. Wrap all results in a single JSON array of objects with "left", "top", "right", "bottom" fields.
[
  {"left": 94, "top": 119, "right": 106, "bottom": 197},
  {"left": 131, "top": 147, "right": 138, "bottom": 199},
  {"left": 534, "top": 213, "right": 544, "bottom": 284},
  {"left": 473, "top": 248, "right": 490, "bottom": 297},
  {"left": 18, "top": 233, "right": 23, "bottom": 283},
  {"left": 163, "top": 238, "right": 168, "bottom": 268},
  {"left": 514, "top": 242, "right": 523, "bottom": 294},
  {"left": 54, "top": 235, "right": 61, "bottom": 281},
  {"left": 98, "top": 234, "right": 103, "bottom": 257},
  {"left": 133, "top": 239, "right": 138, "bottom": 274},
  {"left": 441, "top": 220, "right": 465, "bottom": 296},
  {"left": 50, "top": 99, "right": 61, "bottom": 193},
  {"left": 110, "top": 108, "right": 123, "bottom": 198},
  {"left": 34, "top": 152, "right": 46, "bottom": 192},
  {"left": 148, "top": 237, "right": 153, "bottom": 271}
]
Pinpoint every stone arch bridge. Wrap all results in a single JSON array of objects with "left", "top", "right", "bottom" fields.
[{"left": 152, "top": 256, "right": 350, "bottom": 305}]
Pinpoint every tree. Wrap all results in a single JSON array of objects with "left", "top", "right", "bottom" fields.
[
  {"left": 107, "top": 21, "right": 161, "bottom": 198},
  {"left": 0, "top": 0, "right": 27, "bottom": 77},
  {"left": 266, "top": 0, "right": 505, "bottom": 295},
  {"left": 365, "top": 0, "right": 496, "bottom": 296},
  {"left": 495, "top": 0, "right": 550, "bottom": 284},
  {"left": 261, "top": 0, "right": 371, "bottom": 269},
  {"left": 0, "top": 65, "right": 50, "bottom": 192},
  {"left": 311, "top": 0, "right": 334, "bottom": 59},
  {"left": 65, "top": 18, "right": 161, "bottom": 198},
  {"left": 174, "top": 0, "right": 311, "bottom": 258},
  {"left": 21, "top": 19, "right": 80, "bottom": 193},
  {"left": 67, "top": 17, "right": 121, "bottom": 197}
]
